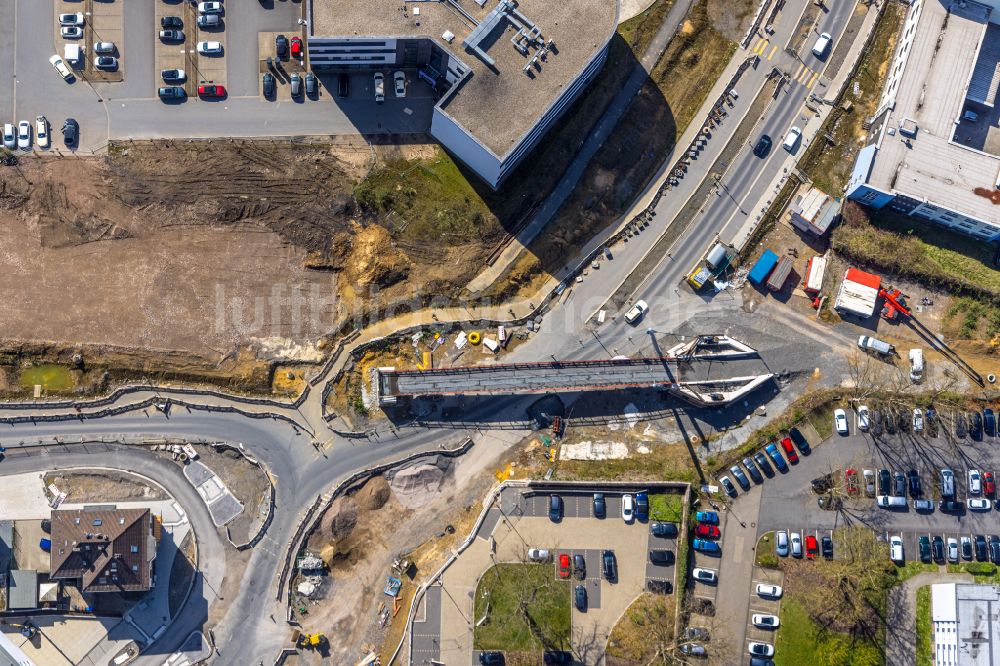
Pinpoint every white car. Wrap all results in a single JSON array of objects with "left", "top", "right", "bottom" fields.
[
  {"left": 692, "top": 567, "right": 717, "bottom": 583},
  {"left": 198, "top": 2, "right": 223, "bottom": 14},
  {"left": 50, "top": 54, "right": 74, "bottom": 81},
  {"left": 2, "top": 123, "right": 14, "bottom": 149},
  {"left": 969, "top": 469, "right": 982, "bottom": 495},
  {"left": 526, "top": 548, "right": 551, "bottom": 562},
  {"left": 909, "top": 348, "right": 924, "bottom": 382},
  {"left": 790, "top": 532, "right": 802, "bottom": 558},
  {"left": 863, "top": 469, "right": 876, "bottom": 496},
  {"left": 197, "top": 41, "right": 223, "bottom": 55},
  {"left": 857, "top": 405, "right": 870, "bottom": 431},
  {"left": 61, "top": 26, "right": 83, "bottom": 39},
  {"left": 947, "top": 538, "right": 959, "bottom": 563},
  {"left": 752, "top": 614, "right": 779, "bottom": 629},
  {"left": 783, "top": 126, "right": 802, "bottom": 151},
  {"left": 374, "top": 72, "right": 385, "bottom": 103},
  {"left": 94, "top": 42, "right": 115, "bottom": 54},
  {"left": 756, "top": 583, "right": 783, "bottom": 598},
  {"left": 968, "top": 498, "right": 991, "bottom": 511},
  {"left": 748, "top": 642, "right": 775, "bottom": 658},
  {"left": 35, "top": 116, "right": 49, "bottom": 149},
  {"left": 812, "top": 31, "right": 832, "bottom": 57},
  {"left": 913, "top": 408, "right": 924, "bottom": 432},
  {"left": 621, "top": 493, "right": 635, "bottom": 523},
  {"left": 59, "top": 12, "right": 84, "bottom": 26},
  {"left": 834, "top": 408, "right": 849, "bottom": 435},
  {"left": 16, "top": 120, "right": 31, "bottom": 149},
  {"left": 890, "top": 535, "right": 904, "bottom": 563},
  {"left": 393, "top": 70, "right": 406, "bottom": 97},
  {"left": 624, "top": 299, "right": 648, "bottom": 325}
]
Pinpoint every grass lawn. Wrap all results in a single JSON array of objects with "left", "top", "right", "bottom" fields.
[
  {"left": 774, "top": 598, "right": 882, "bottom": 666},
  {"left": 807, "top": 402, "right": 837, "bottom": 440},
  {"left": 648, "top": 492, "right": 685, "bottom": 522},
  {"left": 606, "top": 593, "right": 674, "bottom": 662},
  {"left": 895, "top": 561, "right": 938, "bottom": 583},
  {"left": 618, "top": 0, "right": 674, "bottom": 54},
  {"left": 473, "top": 563, "right": 572, "bottom": 651},
  {"left": 19, "top": 364, "right": 76, "bottom": 391},
  {"left": 946, "top": 561, "right": 1000, "bottom": 581},
  {"left": 756, "top": 532, "right": 779, "bottom": 569},
  {"left": 916, "top": 586, "right": 932, "bottom": 666}
]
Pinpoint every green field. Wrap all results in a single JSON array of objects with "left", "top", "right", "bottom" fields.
[
  {"left": 473, "top": 563, "right": 571, "bottom": 652},
  {"left": 916, "top": 586, "right": 932, "bottom": 666},
  {"left": 648, "top": 492, "right": 685, "bottom": 522},
  {"left": 19, "top": 365, "right": 75, "bottom": 391},
  {"left": 774, "top": 599, "right": 882, "bottom": 666}
]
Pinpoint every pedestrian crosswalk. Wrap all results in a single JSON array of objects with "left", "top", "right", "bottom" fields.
[
  {"left": 750, "top": 37, "right": 779, "bottom": 61},
  {"left": 749, "top": 37, "right": 822, "bottom": 88},
  {"left": 792, "top": 62, "right": 820, "bottom": 88}
]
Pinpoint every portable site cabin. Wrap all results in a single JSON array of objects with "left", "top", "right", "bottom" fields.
[
  {"left": 803, "top": 255, "right": 827, "bottom": 294},
  {"left": 747, "top": 249, "right": 779, "bottom": 287}
]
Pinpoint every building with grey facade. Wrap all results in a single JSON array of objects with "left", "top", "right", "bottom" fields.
[
  {"left": 932, "top": 582, "right": 1000, "bottom": 666},
  {"left": 308, "top": 0, "right": 619, "bottom": 188},
  {"left": 846, "top": 0, "right": 1000, "bottom": 242}
]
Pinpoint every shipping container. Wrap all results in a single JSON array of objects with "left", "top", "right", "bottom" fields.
[
  {"left": 747, "top": 249, "right": 779, "bottom": 286},
  {"left": 766, "top": 256, "right": 793, "bottom": 291}
]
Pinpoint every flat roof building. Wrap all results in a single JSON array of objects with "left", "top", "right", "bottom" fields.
[
  {"left": 846, "top": 0, "right": 1000, "bottom": 243},
  {"left": 932, "top": 583, "right": 1000, "bottom": 666},
  {"left": 308, "top": 0, "right": 619, "bottom": 188},
  {"left": 789, "top": 186, "right": 840, "bottom": 236}
]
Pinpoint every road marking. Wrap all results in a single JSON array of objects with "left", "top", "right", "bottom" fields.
[
  {"left": 767, "top": 45, "right": 778, "bottom": 61},
  {"left": 807, "top": 72, "right": 819, "bottom": 88},
  {"left": 753, "top": 38, "right": 769, "bottom": 55},
  {"left": 793, "top": 63, "right": 805, "bottom": 80}
]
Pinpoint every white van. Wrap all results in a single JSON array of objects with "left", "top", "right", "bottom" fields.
[
  {"left": 783, "top": 126, "right": 802, "bottom": 152},
  {"left": 812, "top": 32, "right": 832, "bottom": 57},
  {"left": 909, "top": 348, "right": 924, "bottom": 381},
  {"left": 890, "top": 536, "right": 904, "bottom": 563},
  {"left": 858, "top": 335, "right": 893, "bottom": 356},
  {"left": 64, "top": 43, "right": 83, "bottom": 66},
  {"left": 877, "top": 495, "right": 907, "bottom": 509}
]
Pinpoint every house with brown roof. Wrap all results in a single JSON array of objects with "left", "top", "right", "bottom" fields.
[{"left": 49, "top": 508, "right": 157, "bottom": 593}]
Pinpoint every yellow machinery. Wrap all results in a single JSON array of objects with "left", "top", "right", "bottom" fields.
[{"left": 297, "top": 633, "right": 328, "bottom": 650}]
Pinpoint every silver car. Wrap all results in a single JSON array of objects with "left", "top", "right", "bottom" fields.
[
  {"left": 790, "top": 531, "right": 802, "bottom": 558},
  {"left": 775, "top": 530, "right": 789, "bottom": 556}
]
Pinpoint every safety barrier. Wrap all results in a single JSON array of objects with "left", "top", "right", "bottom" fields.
[{"left": 215, "top": 442, "right": 278, "bottom": 551}]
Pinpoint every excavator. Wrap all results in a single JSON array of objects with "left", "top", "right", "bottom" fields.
[{"left": 293, "top": 630, "right": 328, "bottom": 650}]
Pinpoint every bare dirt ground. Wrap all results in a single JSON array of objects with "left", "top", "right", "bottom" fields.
[
  {"left": 43, "top": 470, "right": 167, "bottom": 503},
  {"left": 189, "top": 445, "right": 271, "bottom": 545}
]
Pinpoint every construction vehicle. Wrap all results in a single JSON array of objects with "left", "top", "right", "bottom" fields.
[
  {"left": 295, "top": 631, "right": 328, "bottom": 650},
  {"left": 0, "top": 620, "right": 37, "bottom": 639},
  {"left": 879, "top": 287, "right": 910, "bottom": 322}
]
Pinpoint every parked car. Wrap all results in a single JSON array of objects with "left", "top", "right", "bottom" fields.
[
  {"left": 893, "top": 471, "right": 906, "bottom": 497},
  {"left": 61, "top": 118, "right": 78, "bottom": 145},
  {"left": 753, "top": 452, "right": 774, "bottom": 478},
  {"left": 574, "top": 585, "right": 587, "bottom": 610},
  {"left": 932, "top": 536, "right": 945, "bottom": 562},
  {"left": 526, "top": 548, "right": 550, "bottom": 562},
  {"left": 373, "top": 72, "right": 385, "bottom": 102},
  {"left": 159, "top": 85, "right": 186, "bottom": 99},
  {"left": 305, "top": 72, "right": 317, "bottom": 97},
  {"left": 694, "top": 525, "right": 721, "bottom": 539},
  {"left": 948, "top": 538, "right": 960, "bottom": 563},
  {"left": 692, "top": 567, "right": 717, "bottom": 584},
  {"left": 291, "top": 36, "right": 303, "bottom": 58},
  {"left": 976, "top": 535, "right": 988, "bottom": 562},
  {"left": 557, "top": 553, "right": 571, "bottom": 578},
  {"left": 59, "top": 12, "right": 84, "bottom": 26},
  {"left": 573, "top": 553, "right": 586, "bottom": 579},
  {"left": 679, "top": 644, "right": 707, "bottom": 656},
  {"left": 748, "top": 643, "right": 775, "bottom": 658},
  {"left": 695, "top": 511, "right": 719, "bottom": 525},
  {"left": 971, "top": 412, "right": 984, "bottom": 439},
  {"left": 775, "top": 530, "right": 789, "bottom": 557},
  {"left": 970, "top": 469, "right": 983, "bottom": 495},
  {"left": 161, "top": 16, "right": 183, "bottom": 28},
  {"left": 940, "top": 469, "right": 956, "bottom": 498},
  {"left": 752, "top": 134, "right": 772, "bottom": 157},
  {"left": 730, "top": 465, "right": 751, "bottom": 490},
  {"left": 908, "top": 470, "right": 922, "bottom": 497},
  {"left": 262, "top": 72, "right": 275, "bottom": 98},
  {"left": 890, "top": 536, "right": 904, "bottom": 563},
  {"left": 956, "top": 412, "right": 968, "bottom": 438},
  {"left": 919, "top": 535, "right": 932, "bottom": 563},
  {"left": 720, "top": 476, "right": 737, "bottom": 498},
  {"left": 624, "top": 300, "right": 648, "bottom": 325},
  {"left": 2, "top": 124, "right": 14, "bottom": 149},
  {"left": 790, "top": 532, "right": 802, "bottom": 558},
  {"left": 743, "top": 458, "right": 763, "bottom": 484},
  {"left": 543, "top": 652, "right": 572, "bottom": 665},
  {"left": 805, "top": 535, "right": 818, "bottom": 559},
  {"left": 692, "top": 539, "right": 721, "bottom": 555},
  {"left": 788, "top": 427, "right": 811, "bottom": 454},
  {"left": 764, "top": 442, "right": 788, "bottom": 472},
  {"left": 649, "top": 549, "right": 674, "bottom": 565},
  {"left": 752, "top": 613, "right": 779, "bottom": 629},
  {"left": 991, "top": 536, "right": 1000, "bottom": 564},
  {"left": 94, "top": 42, "right": 115, "bottom": 54},
  {"left": 961, "top": 536, "right": 973, "bottom": 560},
  {"left": 984, "top": 408, "right": 996, "bottom": 437},
  {"left": 602, "top": 550, "right": 616, "bottom": 581},
  {"left": 290, "top": 73, "right": 302, "bottom": 97},
  {"left": 821, "top": 535, "right": 833, "bottom": 558},
  {"left": 985, "top": 471, "right": 995, "bottom": 498},
  {"left": 548, "top": 494, "right": 562, "bottom": 522},
  {"left": 940, "top": 499, "right": 964, "bottom": 513},
  {"left": 276, "top": 34, "right": 289, "bottom": 58},
  {"left": 635, "top": 492, "right": 649, "bottom": 521},
  {"left": 198, "top": 1, "right": 224, "bottom": 14},
  {"left": 913, "top": 408, "right": 924, "bottom": 432},
  {"left": 968, "top": 498, "right": 991, "bottom": 511},
  {"left": 198, "top": 14, "right": 221, "bottom": 28},
  {"left": 592, "top": 492, "right": 605, "bottom": 518},
  {"left": 863, "top": 469, "right": 876, "bottom": 496},
  {"left": 857, "top": 405, "right": 870, "bottom": 431},
  {"left": 197, "top": 41, "right": 223, "bottom": 55},
  {"left": 61, "top": 26, "right": 82, "bottom": 38},
  {"left": 479, "top": 652, "right": 504, "bottom": 665},
  {"left": 161, "top": 68, "right": 185, "bottom": 82},
  {"left": 198, "top": 84, "right": 226, "bottom": 98},
  {"left": 94, "top": 55, "right": 118, "bottom": 70},
  {"left": 16, "top": 120, "right": 30, "bottom": 149},
  {"left": 160, "top": 29, "right": 184, "bottom": 41},
  {"left": 878, "top": 469, "right": 890, "bottom": 496},
  {"left": 780, "top": 437, "right": 798, "bottom": 464},
  {"left": 33, "top": 116, "right": 49, "bottom": 149},
  {"left": 393, "top": 70, "right": 406, "bottom": 97},
  {"left": 650, "top": 521, "right": 677, "bottom": 537},
  {"left": 913, "top": 498, "right": 934, "bottom": 512},
  {"left": 834, "top": 408, "right": 849, "bottom": 434},
  {"left": 756, "top": 583, "right": 783, "bottom": 598}
]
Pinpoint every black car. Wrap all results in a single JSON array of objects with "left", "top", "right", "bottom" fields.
[
  {"left": 956, "top": 412, "right": 968, "bottom": 438},
  {"left": 962, "top": 538, "right": 973, "bottom": 560},
  {"left": 893, "top": 471, "right": 906, "bottom": 497},
  {"left": 593, "top": 493, "right": 606, "bottom": 518},
  {"left": 720, "top": 476, "right": 737, "bottom": 498},
  {"left": 752, "top": 134, "right": 772, "bottom": 157},
  {"left": 976, "top": 535, "right": 989, "bottom": 562},
  {"left": 919, "top": 536, "right": 931, "bottom": 563},
  {"left": 161, "top": 15, "right": 182, "bottom": 28},
  {"left": 543, "top": 652, "right": 573, "bottom": 665},
  {"left": 908, "top": 470, "right": 922, "bottom": 496},
  {"left": 549, "top": 494, "right": 562, "bottom": 522},
  {"left": 574, "top": 585, "right": 587, "bottom": 611},
  {"left": 263, "top": 72, "right": 275, "bottom": 98},
  {"left": 789, "top": 427, "right": 811, "bottom": 454},
  {"left": 932, "top": 535, "right": 945, "bottom": 562},
  {"left": 940, "top": 500, "right": 963, "bottom": 514},
  {"left": 753, "top": 452, "right": 774, "bottom": 477},
  {"left": 573, "top": 553, "right": 586, "bottom": 580},
  {"left": 479, "top": 651, "right": 504, "bottom": 665},
  {"left": 276, "top": 34, "right": 289, "bottom": 58},
  {"left": 971, "top": 412, "right": 983, "bottom": 439},
  {"left": 338, "top": 73, "right": 349, "bottom": 97},
  {"left": 821, "top": 535, "right": 833, "bottom": 558},
  {"left": 990, "top": 535, "right": 1000, "bottom": 564},
  {"left": 743, "top": 458, "right": 763, "bottom": 484},
  {"left": 897, "top": 410, "right": 910, "bottom": 432},
  {"left": 731, "top": 466, "right": 751, "bottom": 491},
  {"left": 649, "top": 549, "right": 674, "bottom": 565},
  {"left": 871, "top": 409, "right": 883, "bottom": 436},
  {"left": 602, "top": 550, "right": 617, "bottom": 581},
  {"left": 61, "top": 118, "right": 78, "bottom": 146},
  {"left": 878, "top": 469, "right": 890, "bottom": 496},
  {"left": 985, "top": 408, "right": 996, "bottom": 437},
  {"left": 651, "top": 521, "right": 678, "bottom": 538}
]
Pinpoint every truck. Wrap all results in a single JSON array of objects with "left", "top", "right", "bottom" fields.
[{"left": 747, "top": 249, "right": 779, "bottom": 287}]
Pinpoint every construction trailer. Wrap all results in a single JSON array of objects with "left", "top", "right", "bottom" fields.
[
  {"left": 686, "top": 240, "right": 736, "bottom": 289},
  {"left": 833, "top": 268, "right": 880, "bottom": 318},
  {"left": 765, "top": 256, "right": 793, "bottom": 291},
  {"left": 802, "top": 255, "right": 827, "bottom": 294},
  {"left": 747, "top": 249, "right": 779, "bottom": 287}
]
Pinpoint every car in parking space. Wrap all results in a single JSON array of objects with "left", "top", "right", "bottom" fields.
[
  {"left": 834, "top": 408, "right": 849, "bottom": 434},
  {"left": 573, "top": 553, "right": 586, "bottom": 579},
  {"left": 479, "top": 651, "right": 504, "bottom": 665},
  {"left": 692, "top": 567, "right": 717, "bottom": 584},
  {"left": 557, "top": 553, "right": 571, "bottom": 578},
  {"left": 548, "top": 494, "right": 562, "bottom": 522},
  {"left": 731, "top": 465, "right": 751, "bottom": 490},
  {"left": 527, "top": 548, "right": 550, "bottom": 562},
  {"left": 621, "top": 493, "right": 635, "bottom": 522},
  {"left": 305, "top": 72, "right": 318, "bottom": 97},
  {"left": 919, "top": 536, "right": 931, "bottom": 563},
  {"left": 857, "top": 405, "right": 870, "bottom": 431},
  {"left": 34, "top": 117, "right": 48, "bottom": 149},
  {"left": 908, "top": 470, "right": 922, "bottom": 497},
  {"left": 275, "top": 34, "right": 289, "bottom": 58},
  {"left": 863, "top": 469, "right": 876, "bottom": 496},
  {"left": 822, "top": 535, "right": 833, "bottom": 558},
  {"left": 161, "top": 16, "right": 183, "bottom": 28},
  {"left": 752, "top": 613, "right": 779, "bottom": 629},
  {"left": 970, "top": 469, "right": 983, "bottom": 495},
  {"left": 985, "top": 409, "right": 996, "bottom": 437},
  {"left": 374, "top": 71, "right": 385, "bottom": 103},
  {"left": 913, "top": 408, "right": 924, "bottom": 432},
  {"left": 871, "top": 409, "right": 883, "bottom": 436},
  {"left": 743, "top": 458, "right": 763, "bottom": 484},
  {"left": 160, "top": 29, "right": 184, "bottom": 41},
  {"left": 962, "top": 537, "right": 973, "bottom": 560},
  {"left": 932, "top": 536, "right": 945, "bottom": 562},
  {"left": 2, "top": 123, "right": 14, "bottom": 149},
  {"left": 788, "top": 427, "right": 811, "bottom": 454},
  {"left": 94, "top": 55, "right": 118, "bottom": 70},
  {"left": 846, "top": 468, "right": 860, "bottom": 495},
  {"left": 602, "top": 550, "right": 616, "bottom": 581},
  {"left": 649, "top": 549, "right": 674, "bottom": 565},
  {"left": 775, "top": 530, "right": 789, "bottom": 557},
  {"left": 542, "top": 652, "right": 572, "bottom": 665},
  {"left": 393, "top": 70, "right": 406, "bottom": 97},
  {"left": 692, "top": 539, "right": 721, "bottom": 555},
  {"left": 624, "top": 300, "right": 648, "bottom": 324},
  {"left": 893, "top": 471, "right": 906, "bottom": 497},
  {"left": 753, "top": 452, "right": 774, "bottom": 477},
  {"left": 779, "top": 437, "right": 799, "bottom": 464},
  {"left": 161, "top": 68, "right": 185, "bottom": 82},
  {"left": 940, "top": 469, "right": 956, "bottom": 498},
  {"left": 61, "top": 118, "right": 78, "bottom": 145},
  {"left": 940, "top": 499, "right": 964, "bottom": 513},
  {"left": 198, "top": 84, "right": 226, "bottom": 98},
  {"left": 651, "top": 521, "right": 677, "bottom": 537},
  {"left": 752, "top": 134, "right": 772, "bottom": 157},
  {"left": 877, "top": 469, "right": 890, "bottom": 496},
  {"left": 749, "top": 658, "right": 773, "bottom": 666},
  {"left": 948, "top": 538, "right": 960, "bottom": 563},
  {"left": 756, "top": 583, "right": 783, "bottom": 598},
  {"left": 764, "top": 443, "right": 788, "bottom": 472},
  {"left": 803, "top": 535, "right": 818, "bottom": 559},
  {"left": 695, "top": 511, "right": 719, "bottom": 524},
  {"left": 974, "top": 535, "right": 988, "bottom": 561},
  {"left": 968, "top": 498, "right": 991, "bottom": 511},
  {"left": 158, "top": 85, "right": 186, "bottom": 100},
  {"left": 291, "top": 36, "right": 303, "bottom": 58},
  {"left": 749, "top": 642, "right": 775, "bottom": 657},
  {"left": 262, "top": 72, "right": 275, "bottom": 98},
  {"left": 890, "top": 536, "right": 904, "bottom": 563},
  {"left": 290, "top": 73, "right": 302, "bottom": 97},
  {"left": 971, "top": 412, "right": 984, "bottom": 439},
  {"left": 635, "top": 492, "right": 649, "bottom": 520},
  {"left": 991, "top": 536, "right": 1000, "bottom": 564},
  {"left": 198, "top": 14, "right": 222, "bottom": 29},
  {"left": 684, "top": 627, "right": 710, "bottom": 642},
  {"left": 94, "top": 42, "right": 115, "bottom": 54},
  {"left": 720, "top": 476, "right": 737, "bottom": 498},
  {"left": 694, "top": 524, "right": 720, "bottom": 539},
  {"left": 985, "top": 472, "right": 995, "bottom": 497},
  {"left": 884, "top": 408, "right": 897, "bottom": 434},
  {"left": 679, "top": 644, "right": 707, "bottom": 657},
  {"left": 61, "top": 26, "right": 82, "bottom": 39},
  {"left": 198, "top": 2, "right": 223, "bottom": 15},
  {"left": 898, "top": 409, "right": 911, "bottom": 433},
  {"left": 16, "top": 121, "right": 31, "bottom": 150},
  {"left": 591, "top": 492, "right": 605, "bottom": 518},
  {"left": 574, "top": 584, "right": 587, "bottom": 611},
  {"left": 790, "top": 532, "right": 802, "bottom": 558},
  {"left": 59, "top": 12, "right": 84, "bottom": 26},
  {"left": 198, "top": 41, "right": 223, "bottom": 55},
  {"left": 914, "top": 498, "right": 934, "bottom": 512}
]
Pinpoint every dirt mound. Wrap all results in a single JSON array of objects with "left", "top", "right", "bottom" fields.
[
  {"left": 320, "top": 495, "right": 359, "bottom": 541},
  {"left": 355, "top": 475, "right": 391, "bottom": 511},
  {"left": 343, "top": 223, "right": 410, "bottom": 289},
  {"left": 390, "top": 463, "right": 447, "bottom": 509}
]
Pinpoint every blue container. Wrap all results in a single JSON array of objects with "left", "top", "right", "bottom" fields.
[
  {"left": 39, "top": 538, "right": 51, "bottom": 552},
  {"left": 747, "top": 249, "right": 779, "bottom": 286}
]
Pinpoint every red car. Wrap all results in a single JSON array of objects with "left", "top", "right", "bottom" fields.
[
  {"left": 290, "top": 36, "right": 303, "bottom": 57},
  {"left": 694, "top": 524, "right": 721, "bottom": 539},
  {"left": 780, "top": 437, "right": 798, "bottom": 464},
  {"left": 558, "top": 553, "right": 571, "bottom": 579},
  {"left": 845, "top": 468, "right": 859, "bottom": 495},
  {"left": 805, "top": 535, "right": 818, "bottom": 558},
  {"left": 985, "top": 471, "right": 996, "bottom": 497},
  {"left": 198, "top": 84, "right": 226, "bottom": 97}
]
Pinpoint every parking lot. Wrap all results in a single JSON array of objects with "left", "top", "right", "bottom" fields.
[{"left": 56, "top": 0, "right": 125, "bottom": 83}]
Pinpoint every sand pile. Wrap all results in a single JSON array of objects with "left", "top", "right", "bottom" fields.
[
  {"left": 390, "top": 461, "right": 448, "bottom": 509},
  {"left": 355, "top": 475, "right": 391, "bottom": 511},
  {"left": 320, "top": 496, "right": 359, "bottom": 541}
]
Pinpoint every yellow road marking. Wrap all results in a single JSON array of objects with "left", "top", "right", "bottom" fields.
[
  {"left": 793, "top": 63, "right": 805, "bottom": 80},
  {"left": 807, "top": 72, "right": 819, "bottom": 88},
  {"left": 767, "top": 45, "right": 778, "bottom": 61}
]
